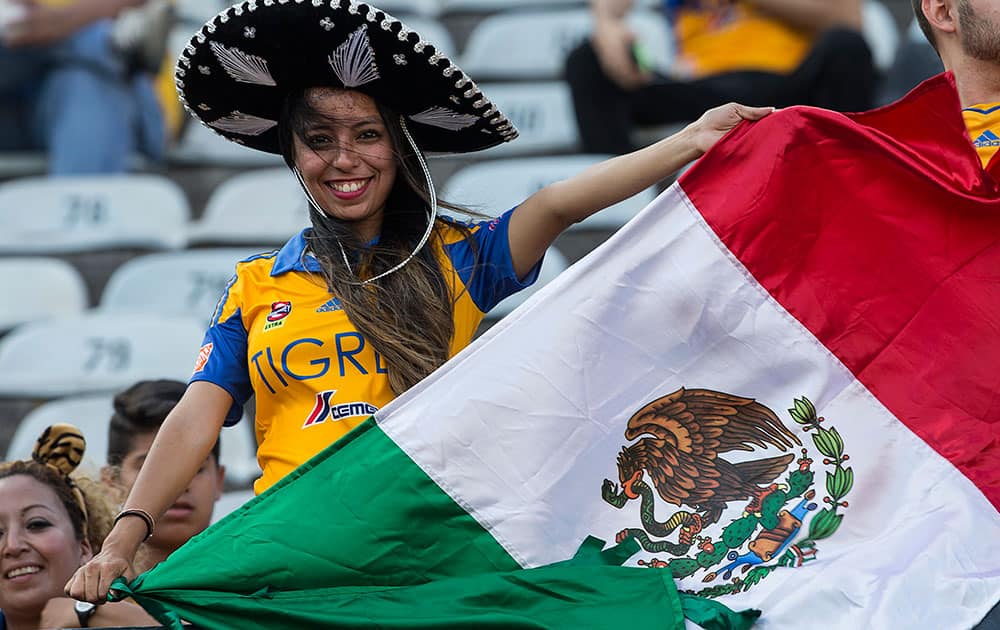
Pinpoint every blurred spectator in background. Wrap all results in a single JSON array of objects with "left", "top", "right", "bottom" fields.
[
  {"left": 878, "top": 15, "right": 944, "bottom": 105},
  {"left": 102, "top": 379, "right": 225, "bottom": 573},
  {"left": 566, "top": 0, "right": 877, "bottom": 154},
  {"left": 0, "top": 0, "right": 170, "bottom": 175}
]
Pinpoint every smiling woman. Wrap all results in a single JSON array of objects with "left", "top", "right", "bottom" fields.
[
  {"left": 67, "top": 0, "right": 773, "bottom": 607},
  {"left": 0, "top": 425, "right": 106, "bottom": 630},
  {"left": 0, "top": 424, "right": 153, "bottom": 630}
]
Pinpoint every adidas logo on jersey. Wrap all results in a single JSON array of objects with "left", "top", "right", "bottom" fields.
[
  {"left": 974, "top": 129, "right": 1000, "bottom": 148},
  {"left": 317, "top": 297, "right": 343, "bottom": 313}
]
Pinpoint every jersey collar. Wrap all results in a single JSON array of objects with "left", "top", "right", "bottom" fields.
[
  {"left": 270, "top": 228, "right": 321, "bottom": 276},
  {"left": 270, "top": 228, "right": 382, "bottom": 276}
]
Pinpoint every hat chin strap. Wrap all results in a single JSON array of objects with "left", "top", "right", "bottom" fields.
[{"left": 293, "top": 116, "right": 437, "bottom": 286}]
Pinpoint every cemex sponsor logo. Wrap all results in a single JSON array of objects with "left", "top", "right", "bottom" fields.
[
  {"left": 302, "top": 390, "right": 378, "bottom": 428},
  {"left": 264, "top": 301, "right": 291, "bottom": 331}
]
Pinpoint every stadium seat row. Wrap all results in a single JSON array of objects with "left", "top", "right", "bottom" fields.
[
  {"left": 0, "top": 152, "right": 656, "bottom": 254},
  {"left": 167, "top": 0, "right": 899, "bottom": 165},
  {"left": 0, "top": 243, "right": 572, "bottom": 332},
  {"left": 174, "top": 0, "right": 664, "bottom": 24}
]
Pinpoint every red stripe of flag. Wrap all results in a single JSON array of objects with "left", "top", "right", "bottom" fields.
[{"left": 681, "top": 75, "right": 1000, "bottom": 509}]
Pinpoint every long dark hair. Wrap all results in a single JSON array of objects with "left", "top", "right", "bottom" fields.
[{"left": 278, "top": 87, "right": 480, "bottom": 394}]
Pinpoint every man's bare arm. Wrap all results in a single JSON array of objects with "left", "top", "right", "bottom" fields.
[{"left": 749, "top": 0, "right": 863, "bottom": 31}]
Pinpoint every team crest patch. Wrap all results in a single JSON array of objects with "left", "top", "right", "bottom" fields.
[
  {"left": 264, "top": 301, "right": 291, "bottom": 331},
  {"left": 302, "top": 390, "right": 379, "bottom": 428},
  {"left": 193, "top": 343, "right": 213, "bottom": 373},
  {"left": 601, "top": 388, "right": 852, "bottom": 598}
]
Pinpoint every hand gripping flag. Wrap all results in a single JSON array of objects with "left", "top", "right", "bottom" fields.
[{"left": 116, "top": 73, "right": 998, "bottom": 629}]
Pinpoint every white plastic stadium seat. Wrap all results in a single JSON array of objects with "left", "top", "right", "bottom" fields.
[
  {"left": 99, "top": 248, "right": 265, "bottom": 326},
  {"left": 174, "top": 0, "right": 229, "bottom": 26},
  {"left": 7, "top": 394, "right": 261, "bottom": 487},
  {"left": 488, "top": 247, "right": 569, "bottom": 319},
  {"left": 6, "top": 394, "right": 115, "bottom": 475},
  {"left": 470, "top": 81, "right": 579, "bottom": 157},
  {"left": 404, "top": 16, "right": 456, "bottom": 59},
  {"left": 169, "top": 121, "right": 284, "bottom": 168},
  {"left": 372, "top": 0, "right": 441, "bottom": 17},
  {"left": 441, "top": 155, "right": 657, "bottom": 231},
  {"left": 188, "top": 168, "right": 310, "bottom": 246},
  {"left": 0, "top": 257, "right": 89, "bottom": 331},
  {"left": 459, "top": 8, "right": 672, "bottom": 81},
  {"left": 212, "top": 489, "right": 257, "bottom": 524},
  {"left": 862, "top": 0, "right": 900, "bottom": 73},
  {"left": 0, "top": 175, "right": 189, "bottom": 254},
  {"left": 0, "top": 313, "right": 205, "bottom": 398}
]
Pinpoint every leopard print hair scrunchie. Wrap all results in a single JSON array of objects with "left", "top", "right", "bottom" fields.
[{"left": 32, "top": 423, "right": 89, "bottom": 537}]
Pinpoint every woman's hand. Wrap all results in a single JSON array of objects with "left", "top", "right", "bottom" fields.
[
  {"left": 65, "top": 518, "right": 145, "bottom": 604},
  {"left": 65, "top": 546, "right": 134, "bottom": 604},
  {"left": 591, "top": 19, "right": 651, "bottom": 91},
  {"left": 685, "top": 102, "right": 776, "bottom": 155},
  {"left": 2, "top": 0, "right": 144, "bottom": 47},
  {"left": 2, "top": 0, "right": 91, "bottom": 47}
]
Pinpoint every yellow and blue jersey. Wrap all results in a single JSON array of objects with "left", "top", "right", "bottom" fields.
[
  {"left": 963, "top": 103, "right": 1000, "bottom": 169},
  {"left": 192, "top": 209, "right": 539, "bottom": 493},
  {"left": 665, "top": 0, "right": 812, "bottom": 77}
]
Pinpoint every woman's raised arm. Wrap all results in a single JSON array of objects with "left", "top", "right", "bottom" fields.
[
  {"left": 506, "top": 102, "right": 774, "bottom": 279},
  {"left": 65, "top": 381, "right": 233, "bottom": 603}
]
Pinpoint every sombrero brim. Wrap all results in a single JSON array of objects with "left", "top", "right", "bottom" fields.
[{"left": 175, "top": 0, "right": 518, "bottom": 155}]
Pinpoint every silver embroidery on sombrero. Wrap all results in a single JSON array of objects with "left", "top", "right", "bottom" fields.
[
  {"left": 328, "top": 26, "right": 380, "bottom": 88},
  {"left": 209, "top": 110, "right": 278, "bottom": 135},
  {"left": 210, "top": 40, "right": 276, "bottom": 86},
  {"left": 409, "top": 106, "right": 479, "bottom": 131}
]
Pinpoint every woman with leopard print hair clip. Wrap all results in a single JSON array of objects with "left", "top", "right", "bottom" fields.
[{"left": 0, "top": 424, "right": 155, "bottom": 629}]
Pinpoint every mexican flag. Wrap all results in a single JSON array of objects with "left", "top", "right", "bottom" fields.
[{"left": 117, "top": 74, "right": 999, "bottom": 628}]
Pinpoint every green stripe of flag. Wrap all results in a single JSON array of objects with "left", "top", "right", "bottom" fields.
[{"left": 115, "top": 419, "right": 756, "bottom": 629}]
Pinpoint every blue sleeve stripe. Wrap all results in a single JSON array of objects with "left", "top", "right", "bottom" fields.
[{"left": 444, "top": 208, "right": 541, "bottom": 313}]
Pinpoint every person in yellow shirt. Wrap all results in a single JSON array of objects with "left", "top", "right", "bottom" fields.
[
  {"left": 911, "top": 0, "right": 1000, "bottom": 169},
  {"left": 566, "top": 0, "right": 876, "bottom": 154},
  {"left": 0, "top": 0, "right": 166, "bottom": 175},
  {"left": 66, "top": 1, "right": 776, "bottom": 604}
]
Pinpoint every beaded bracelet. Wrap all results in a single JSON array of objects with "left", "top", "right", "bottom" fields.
[{"left": 113, "top": 508, "right": 155, "bottom": 541}]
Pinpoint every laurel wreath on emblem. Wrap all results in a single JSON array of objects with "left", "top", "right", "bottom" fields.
[{"left": 601, "top": 389, "right": 853, "bottom": 599}]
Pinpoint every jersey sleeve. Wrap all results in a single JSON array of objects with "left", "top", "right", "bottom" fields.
[
  {"left": 446, "top": 208, "right": 543, "bottom": 313},
  {"left": 189, "top": 269, "right": 251, "bottom": 426}
]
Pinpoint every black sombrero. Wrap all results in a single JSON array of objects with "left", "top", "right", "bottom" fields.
[{"left": 175, "top": 0, "right": 518, "bottom": 155}]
